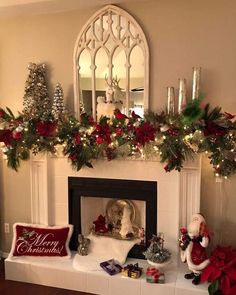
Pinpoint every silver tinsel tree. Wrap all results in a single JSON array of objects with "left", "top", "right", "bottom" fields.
[
  {"left": 23, "top": 62, "right": 51, "bottom": 121},
  {"left": 52, "top": 83, "right": 65, "bottom": 120},
  {"left": 143, "top": 234, "right": 171, "bottom": 264}
]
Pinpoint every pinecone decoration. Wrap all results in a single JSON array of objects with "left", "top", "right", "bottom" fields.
[
  {"left": 105, "top": 146, "right": 116, "bottom": 161},
  {"left": 52, "top": 83, "right": 65, "bottom": 120},
  {"left": 23, "top": 62, "right": 52, "bottom": 121}
]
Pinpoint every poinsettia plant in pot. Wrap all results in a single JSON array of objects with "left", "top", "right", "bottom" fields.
[{"left": 201, "top": 246, "right": 236, "bottom": 295}]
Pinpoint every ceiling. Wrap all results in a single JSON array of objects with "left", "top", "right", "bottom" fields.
[{"left": 0, "top": 0, "right": 149, "bottom": 17}]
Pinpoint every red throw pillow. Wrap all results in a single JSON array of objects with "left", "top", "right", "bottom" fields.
[{"left": 9, "top": 223, "right": 73, "bottom": 258}]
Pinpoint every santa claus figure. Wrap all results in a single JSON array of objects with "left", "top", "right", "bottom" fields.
[{"left": 179, "top": 213, "right": 210, "bottom": 285}]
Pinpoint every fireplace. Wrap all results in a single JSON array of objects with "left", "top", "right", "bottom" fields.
[
  {"left": 29, "top": 155, "right": 201, "bottom": 256},
  {"left": 6, "top": 155, "right": 202, "bottom": 295},
  {"left": 68, "top": 177, "right": 157, "bottom": 259}
]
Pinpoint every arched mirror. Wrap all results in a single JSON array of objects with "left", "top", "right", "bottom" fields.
[{"left": 73, "top": 5, "right": 149, "bottom": 120}]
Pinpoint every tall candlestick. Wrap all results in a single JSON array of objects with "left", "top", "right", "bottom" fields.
[
  {"left": 178, "top": 78, "right": 187, "bottom": 113},
  {"left": 167, "top": 87, "right": 175, "bottom": 115},
  {"left": 192, "top": 67, "right": 201, "bottom": 100}
]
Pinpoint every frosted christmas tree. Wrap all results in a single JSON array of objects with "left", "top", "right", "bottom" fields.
[
  {"left": 23, "top": 62, "right": 51, "bottom": 121},
  {"left": 143, "top": 233, "right": 171, "bottom": 265},
  {"left": 52, "top": 83, "right": 65, "bottom": 120}
]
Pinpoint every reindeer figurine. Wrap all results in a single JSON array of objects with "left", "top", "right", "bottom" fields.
[
  {"left": 105, "top": 76, "right": 114, "bottom": 103},
  {"left": 112, "top": 76, "right": 125, "bottom": 104},
  {"left": 105, "top": 76, "right": 124, "bottom": 104}
]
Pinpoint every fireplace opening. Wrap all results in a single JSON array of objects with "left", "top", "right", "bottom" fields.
[{"left": 68, "top": 177, "right": 157, "bottom": 259}]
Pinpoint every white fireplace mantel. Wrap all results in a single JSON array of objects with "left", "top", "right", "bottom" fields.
[{"left": 29, "top": 154, "right": 201, "bottom": 254}]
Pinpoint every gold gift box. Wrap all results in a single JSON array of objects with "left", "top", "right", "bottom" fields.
[{"left": 121, "top": 263, "right": 142, "bottom": 279}]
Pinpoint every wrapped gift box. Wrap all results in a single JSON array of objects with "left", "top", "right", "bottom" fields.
[
  {"left": 146, "top": 267, "right": 165, "bottom": 283},
  {"left": 122, "top": 263, "right": 142, "bottom": 279},
  {"left": 100, "top": 259, "right": 122, "bottom": 276}
]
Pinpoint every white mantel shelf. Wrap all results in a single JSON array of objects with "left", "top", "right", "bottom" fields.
[{"left": 5, "top": 255, "right": 208, "bottom": 295}]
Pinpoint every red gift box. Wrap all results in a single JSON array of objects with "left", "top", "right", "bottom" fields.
[{"left": 146, "top": 267, "right": 164, "bottom": 283}]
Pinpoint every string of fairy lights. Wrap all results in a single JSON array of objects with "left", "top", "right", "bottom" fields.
[{"left": 0, "top": 64, "right": 236, "bottom": 178}]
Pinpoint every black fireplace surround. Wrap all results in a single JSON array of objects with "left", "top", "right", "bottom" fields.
[{"left": 68, "top": 177, "right": 157, "bottom": 259}]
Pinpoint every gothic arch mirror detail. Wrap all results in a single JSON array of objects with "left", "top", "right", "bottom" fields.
[{"left": 73, "top": 5, "right": 149, "bottom": 120}]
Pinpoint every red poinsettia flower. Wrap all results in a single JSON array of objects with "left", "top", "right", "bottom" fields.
[
  {"left": 94, "top": 123, "right": 102, "bottom": 132},
  {"left": 135, "top": 122, "right": 156, "bottom": 146},
  {"left": 0, "top": 110, "right": 4, "bottom": 118},
  {"left": 36, "top": 121, "right": 56, "bottom": 137},
  {"left": 13, "top": 131, "right": 22, "bottom": 140},
  {"left": 201, "top": 246, "right": 236, "bottom": 295},
  {"left": 203, "top": 121, "right": 226, "bottom": 137},
  {"left": 96, "top": 136, "right": 104, "bottom": 145},
  {"left": 0, "top": 129, "right": 13, "bottom": 145},
  {"left": 69, "top": 154, "right": 77, "bottom": 161},
  {"left": 74, "top": 134, "right": 81, "bottom": 145},
  {"left": 115, "top": 127, "right": 122, "bottom": 136},
  {"left": 93, "top": 123, "right": 111, "bottom": 145},
  {"left": 114, "top": 110, "right": 128, "bottom": 120},
  {"left": 167, "top": 128, "right": 179, "bottom": 136}
]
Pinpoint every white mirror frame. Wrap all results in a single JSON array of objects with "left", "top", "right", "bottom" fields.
[{"left": 73, "top": 4, "right": 149, "bottom": 119}]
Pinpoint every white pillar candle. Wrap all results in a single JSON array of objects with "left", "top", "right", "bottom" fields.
[
  {"left": 167, "top": 87, "right": 175, "bottom": 115},
  {"left": 192, "top": 67, "right": 201, "bottom": 100},
  {"left": 178, "top": 78, "right": 187, "bottom": 113}
]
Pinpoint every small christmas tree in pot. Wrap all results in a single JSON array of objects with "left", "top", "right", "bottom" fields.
[{"left": 143, "top": 233, "right": 171, "bottom": 270}]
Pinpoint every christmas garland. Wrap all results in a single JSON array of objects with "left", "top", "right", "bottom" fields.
[{"left": 0, "top": 63, "right": 236, "bottom": 178}]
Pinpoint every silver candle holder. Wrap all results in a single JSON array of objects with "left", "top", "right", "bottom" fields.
[
  {"left": 167, "top": 87, "right": 175, "bottom": 115},
  {"left": 192, "top": 67, "right": 201, "bottom": 100},
  {"left": 178, "top": 78, "right": 187, "bottom": 113}
]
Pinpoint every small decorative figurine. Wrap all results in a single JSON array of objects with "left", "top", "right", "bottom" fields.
[
  {"left": 93, "top": 215, "right": 109, "bottom": 233},
  {"left": 179, "top": 213, "right": 210, "bottom": 285},
  {"left": 100, "top": 259, "right": 122, "bottom": 276},
  {"left": 146, "top": 267, "right": 165, "bottom": 284},
  {"left": 77, "top": 234, "right": 90, "bottom": 256},
  {"left": 143, "top": 233, "right": 171, "bottom": 266},
  {"left": 138, "top": 227, "right": 145, "bottom": 245},
  {"left": 119, "top": 204, "right": 134, "bottom": 238},
  {"left": 121, "top": 263, "right": 142, "bottom": 279}
]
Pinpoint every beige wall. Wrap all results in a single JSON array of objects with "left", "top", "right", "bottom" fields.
[{"left": 1, "top": 0, "right": 236, "bottom": 252}]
